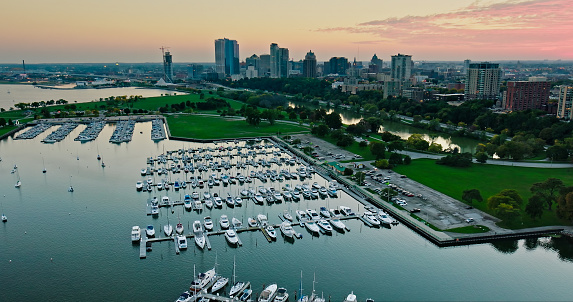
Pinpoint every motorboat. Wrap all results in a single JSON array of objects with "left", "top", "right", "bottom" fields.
[
  {"left": 205, "top": 198, "right": 214, "bottom": 209},
  {"left": 231, "top": 217, "right": 242, "bottom": 228},
  {"left": 310, "top": 188, "right": 319, "bottom": 199},
  {"left": 291, "top": 190, "right": 301, "bottom": 201},
  {"left": 319, "top": 187, "right": 328, "bottom": 198},
  {"left": 306, "top": 209, "right": 320, "bottom": 221},
  {"left": 319, "top": 207, "right": 331, "bottom": 218},
  {"left": 193, "top": 199, "right": 203, "bottom": 211},
  {"left": 247, "top": 217, "right": 258, "bottom": 227},
  {"left": 176, "top": 222, "right": 184, "bottom": 234},
  {"left": 377, "top": 211, "right": 394, "bottom": 225},
  {"left": 203, "top": 192, "right": 211, "bottom": 200},
  {"left": 258, "top": 186, "right": 268, "bottom": 195},
  {"left": 329, "top": 208, "right": 342, "bottom": 217},
  {"left": 339, "top": 206, "right": 355, "bottom": 216},
  {"left": 184, "top": 195, "right": 192, "bottom": 210},
  {"left": 136, "top": 181, "right": 143, "bottom": 191},
  {"left": 175, "top": 291, "right": 192, "bottom": 302},
  {"left": 225, "top": 229, "right": 239, "bottom": 245},
  {"left": 274, "top": 287, "right": 289, "bottom": 302},
  {"left": 253, "top": 194, "right": 265, "bottom": 204},
  {"left": 265, "top": 225, "right": 277, "bottom": 240},
  {"left": 214, "top": 196, "right": 223, "bottom": 207},
  {"left": 304, "top": 221, "right": 320, "bottom": 234},
  {"left": 362, "top": 211, "right": 381, "bottom": 226},
  {"left": 204, "top": 216, "right": 214, "bottom": 231},
  {"left": 273, "top": 192, "right": 284, "bottom": 203},
  {"left": 239, "top": 288, "right": 253, "bottom": 301},
  {"left": 164, "top": 224, "right": 173, "bottom": 236},
  {"left": 1, "top": 214, "right": 7, "bottom": 222},
  {"left": 234, "top": 196, "right": 243, "bottom": 206},
  {"left": 280, "top": 221, "right": 295, "bottom": 238},
  {"left": 296, "top": 210, "right": 309, "bottom": 223},
  {"left": 258, "top": 284, "right": 278, "bottom": 302},
  {"left": 15, "top": 180, "right": 21, "bottom": 188},
  {"left": 317, "top": 219, "right": 333, "bottom": 234},
  {"left": 151, "top": 204, "right": 159, "bottom": 216},
  {"left": 211, "top": 276, "right": 229, "bottom": 293},
  {"left": 343, "top": 292, "right": 357, "bottom": 302},
  {"left": 302, "top": 188, "right": 311, "bottom": 199},
  {"left": 189, "top": 268, "right": 216, "bottom": 293},
  {"left": 312, "top": 182, "right": 321, "bottom": 190},
  {"left": 226, "top": 194, "right": 235, "bottom": 207},
  {"left": 220, "top": 215, "right": 230, "bottom": 229},
  {"left": 329, "top": 218, "right": 346, "bottom": 231},
  {"left": 146, "top": 225, "right": 155, "bottom": 237},
  {"left": 162, "top": 196, "right": 171, "bottom": 207},
  {"left": 283, "top": 210, "right": 293, "bottom": 222},
  {"left": 131, "top": 226, "right": 141, "bottom": 242},
  {"left": 192, "top": 221, "right": 205, "bottom": 249},
  {"left": 257, "top": 214, "right": 268, "bottom": 227},
  {"left": 177, "top": 235, "right": 188, "bottom": 249}
]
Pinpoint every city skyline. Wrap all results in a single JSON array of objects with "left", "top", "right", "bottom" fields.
[{"left": 1, "top": 0, "right": 572, "bottom": 63}]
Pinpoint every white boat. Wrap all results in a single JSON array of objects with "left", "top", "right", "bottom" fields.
[
  {"left": 273, "top": 192, "right": 284, "bottom": 203},
  {"left": 136, "top": 181, "right": 143, "bottom": 191},
  {"left": 253, "top": 194, "right": 265, "bottom": 204},
  {"left": 220, "top": 215, "right": 230, "bottom": 229},
  {"left": 247, "top": 217, "right": 258, "bottom": 227},
  {"left": 214, "top": 196, "right": 223, "bottom": 207},
  {"left": 310, "top": 188, "right": 319, "bottom": 199},
  {"left": 280, "top": 221, "right": 295, "bottom": 238},
  {"left": 231, "top": 217, "right": 242, "bottom": 228},
  {"left": 258, "top": 284, "right": 278, "bottom": 302},
  {"left": 362, "top": 211, "right": 381, "bottom": 226},
  {"left": 131, "top": 226, "right": 141, "bottom": 242},
  {"left": 274, "top": 287, "right": 289, "bottom": 302},
  {"left": 257, "top": 214, "right": 268, "bottom": 227},
  {"left": 306, "top": 209, "right": 320, "bottom": 221},
  {"left": 296, "top": 210, "right": 309, "bottom": 223},
  {"left": 344, "top": 292, "right": 357, "bottom": 302},
  {"left": 377, "top": 211, "right": 394, "bottom": 225},
  {"left": 319, "top": 187, "right": 328, "bottom": 197},
  {"left": 211, "top": 276, "right": 229, "bottom": 292},
  {"left": 164, "top": 224, "right": 173, "bottom": 236},
  {"left": 283, "top": 210, "right": 293, "bottom": 222},
  {"left": 229, "top": 257, "right": 246, "bottom": 298},
  {"left": 225, "top": 229, "right": 239, "bottom": 245},
  {"left": 177, "top": 235, "right": 188, "bottom": 249},
  {"left": 329, "top": 208, "right": 342, "bottom": 217},
  {"left": 329, "top": 218, "right": 346, "bottom": 231},
  {"left": 339, "top": 206, "right": 355, "bottom": 216},
  {"left": 292, "top": 191, "right": 301, "bottom": 201},
  {"left": 205, "top": 198, "right": 214, "bottom": 209},
  {"left": 162, "top": 196, "right": 171, "bottom": 207},
  {"left": 203, "top": 192, "right": 211, "bottom": 200},
  {"left": 189, "top": 268, "right": 216, "bottom": 293},
  {"left": 193, "top": 199, "right": 203, "bottom": 211},
  {"left": 312, "top": 182, "right": 321, "bottom": 189},
  {"left": 176, "top": 222, "right": 184, "bottom": 234},
  {"left": 204, "top": 216, "right": 214, "bottom": 231},
  {"left": 319, "top": 207, "right": 331, "bottom": 218},
  {"left": 317, "top": 219, "right": 333, "bottom": 233},
  {"left": 184, "top": 195, "right": 192, "bottom": 210},
  {"left": 235, "top": 196, "right": 243, "bottom": 206},
  {"left": 1, "top": 214, "right": 7, "bottom": 222},
  {"left": 151, "top": 204, "right": 159, "bottom": 216},
  {"left": 192, "top": 221, "right": 206, "bottom": 249},
  {"left": 304, "top": 221, "right": 320, "bottom": 234},
  {"left": 240, "top": 288, "right": 253, "bottom": 301},
  {"left": 15, "top": 180, "right": 21, "bottom": 188},
  {"left": 226, "top": 194, "right": 235, "bottom": 207},
  {"left": 265, "top": 225, "right": 277, "bottom": 240},
  {"left": 146, "top": 225, "right": 155, "bottom": 237}
]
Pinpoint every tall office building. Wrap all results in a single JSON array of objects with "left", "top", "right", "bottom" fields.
[
  {"left": 465, "top": 62, "right": 502, "bottom": 101},
  {"left": 215, "top": 38, "right": 240, "bottom": 78},
  {"left": 329, "top": 57, "right": 348, "bottom": 75},
  {"left": 162, "top": 50, "right": 173, "bottom": 83},
  {"left": 259, "top": 54, "right": 271, "bottom": 77},
  {"left": 245, "top": 54, "right": 260, "bottom": 71},
  {"left": 557, "top": 86, "right": 573, "bottom": 120},
  {"left": 270, "top": 43, "right": 289, "bottom": 78},
  {"left": 505, "top": 77, "right": 550, "bottom": 111},
  {"left": 303, "top": 51, "right": 317, "bottom": 78},
  {"left": 370, "top": 54, "right": 383, "bottom": 73}
]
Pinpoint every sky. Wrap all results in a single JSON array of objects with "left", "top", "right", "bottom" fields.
[{"left": 1, "top": 0, "right": 572, "bottom": 64}]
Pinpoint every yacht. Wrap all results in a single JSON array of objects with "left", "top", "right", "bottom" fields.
[
  {"left": 203, "top": 191, "right": 211, "bottom": 200},
  {"left": 219, "top": 215, "right": 230, "bottom": 229},
  {"left": 317, "top": 219, "right": 333, "bottom": 234},
  {"left": 304, "top": 220, "right": 320, "bottom": 234},
  {"left": 306, "top": 209, "right": 320, "bottom": 221},
  {"left": 319, "top": 207, "right": 331, "bottom": 218},
  {"left": 162, "top": 196, "right": 171, "bottom": 207},
  {"left": 247, "top": 217, "right": 258, "bottom": 228},
  {"left": 131, "top": 226, "right": 141, "bottom": 242},
  {"left": 283, "top": 210, "right": 293, "bottom": 222},
  {"left": 339, "top": 206, "right": 355, "bottom": 216},
  {"left": 318, "top": 187, "right": 328, "bottom": 198},
  {"left": 258, "top": 284, "right": 278, "bottom": 302},
  {"left": 291, "top": 190, "right": 301, "bottom": 201},
  {"left": 362, "top": 211, "right": 381, "bottom": 226},
  {"left": 279, "top": 221, "right": 295, "bottom": 238},
  {"left": 343, "top": 292, "right": 357, "bottom": 302},
  {"left": 226, "top": 194, "right": 235, "bottom": 207},
  {"left": 329, "top": 208, "right": 342, "bottom": 217},
  {"left": 204, "top": 197, "right": 214, "bottom": 209},
  {"left": 164, "top": 223, "right": 173, "bottom": 236},
  {"left": 231, "top": 217, "right": 242, "bottom": 229},
  {"left": 329, "top": 218, "right": 346, "bottom": 231},
  {"left": 274, "top": 287, "right": 289, "bottom": 302},
  {"left": 204, "top": 216, "right": 214, "bottom": 231},
  {"left": 265, "top": 225, "right": 277, "bottom": 240},
  {"left": 377, "top": 211, "right": 394, "bottom": 225},
  {"left": 145, "top": 225, "right": 155, "bottom": 237},
  {"left": 192, "top": 221, "right": 206, "bottom": 249},
  {"left": 253, "top": 194, "right": 265, "bottom": 204},
  {"left": 296, "top": 210, "right": 309, "bottom": 223},
  {"left": 312, "top": 182, "right": 321, "bottom": 190},
  {"left": 273, "top": 192, "right": 284, "bottom": 203},
  {"left": 225, "top": 229, "right": 239, "bottom": 245},
  {"left": 1, "top": 214, "right": 7, "bottom": 222},
  {"left": 177, "top": 235, "right": 188, "bottom": 249},
  {"left": 302, "top": 188, "right": 311, "bottom": 199},
  {"left": 256, "top": 214, "right": 268, "bottom": 227},
  {"left": 214, "top": 196, "right": 223, "bottom": 207},
  {"left": 189, "top": 268, "right": 216, "bottom": 293},
  {"left": 234, "top": 196, "right": 243, "bottom": 206},
  {"left": 211, "top": 276, "right": 229, "bottom": 293},
  {"left": 176, "top": 222, "right": 184, "bottom": 234},
  {"left": 239, "top": 288, "right": 253, "bottom": 301},
  {"left": 184, "top": 195, "right": 192, "bottom": 210},
  {"left": 136, "top": 181, "right": 143, "bottom": 191},
  {"left": 310, "top": 188, "right": 319, "bottom": 199}
]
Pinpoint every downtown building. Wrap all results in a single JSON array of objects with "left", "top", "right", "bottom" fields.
[
  {"left": 215, "top": 38, "right": 240, "bottom": 78},
  {"left": 384, "top": 53, "right": 412, "bottom": 98},
  {"left": 270, "top": 43, "right": 289, "bottom": 78},
  {"left": 504, "top": 77, "right": 550, "bottom": 111},
  {"left": 557, "top": 85, "right": 573, "bottom": 120},
  {"left": 303, "top": 51, "right": 317, "bottom": 78},
  {"left": 465, "top": 62, "right": 502, "bottom": 101}
]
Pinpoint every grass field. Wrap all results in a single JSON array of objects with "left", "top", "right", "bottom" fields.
[
  {"left": 0, "top": 125, "right": 19, "bottom": 137},
  {"left": 393, "top": 158, "right": 573, "bottom": 228},
  {"left": 166, "top": 114, "right": 310, "bottom": 139}
]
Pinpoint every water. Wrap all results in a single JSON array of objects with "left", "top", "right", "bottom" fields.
[
  {"left": 0, "top": 123, "right": 572, "bottom": 301},
  {"left": 0, "top": 84, "right": 181, "bottom": 110}
]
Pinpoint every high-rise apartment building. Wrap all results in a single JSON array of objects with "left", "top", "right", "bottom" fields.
[
  {"left": 303, "top": 51, "right": 317, "bottom": 78},
  {"left": 215, "top": 38, "right": 240, "bottom": 78},
  {"left": 270, "top": 43, "right": 289, "bottom": 78},
  {"left": 505, "top": 77, "right": 550, "bottom": 111},
  {"left": 465, "top": 62, "right": 501, "bottom": 101},
  {"left": 329, "top": 57, "right": 348, "bottom": 75},
  {"left": 390, "top": 54, "right": 412, "bottom": 83},
  {"left": 557, "top": 86, "right": 573, "bottom": 120},
  {"left": 259, "top": 54, "right": 271, "bottom": 77},
  {"left": 162, "top": 50, "right": 173, "bottom": 83}
]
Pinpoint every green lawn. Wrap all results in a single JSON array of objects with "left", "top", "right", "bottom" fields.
[
  {"left": 130, "top": 93, "right": 245, "bottom": 112},
  {"left": 166, "top": 114, "right": 310, "bottom": 139},
  {"left": 0, "top": 125, "right": 19, "bottom": 136},
  {"left": 318, "top": 135, "right": 376, "bottom": 160},
  {"left": 393, "top": 159, "right": 573, "bottom": 228}
]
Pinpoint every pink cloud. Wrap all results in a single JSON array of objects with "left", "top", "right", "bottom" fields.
[{"left": 318, "top": 0, "right": 573, "bottom": 59}]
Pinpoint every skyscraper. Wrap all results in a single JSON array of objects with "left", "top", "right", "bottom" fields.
[
  {"left": 303, "top": 51, "right": 317, "bottom": 78},
  {"left": 215, "top": 38, "right": 240, "bottom": 78},
  {"left": 259, "top": 54, "right": 271, "bottom": 77},
  {"left": 465, "top": 62, "right": 502, "bottom": 101},
  {"left": 328, "top": 57, "right": 348, "bottom": 75},
  {"left": 390, "top": 54, "right": 412, "bottom": 83},
  {"left": 162, "top": 49, "right": 173, "bottom": 83},
  {"left": 557, "top": 86, "right": 573, "bottom": 120},
  {"left": 370, "top": 54, "right": 383, "bottom": 73},
  {"left": 270, "top": 43, "right": 289, "bottom": 78}
]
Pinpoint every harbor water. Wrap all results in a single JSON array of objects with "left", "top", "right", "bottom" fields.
[{"left": 0, "top": 122, "right": 572, "bottom": 301}]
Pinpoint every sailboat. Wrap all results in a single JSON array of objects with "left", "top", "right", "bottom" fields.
[
  {"left": 211, "top": 254, "right": 229, "bottom": 293},
  {"left": 42, "top": 158, "right": 47, "bottom": 173},
  {"left": 68, "top": 175, "right": 74, "bottom": 192},
  {"left": 15, "top": 170, "right": 21, "bottom": 188},
  {"left": 229, "top": 256, "right": 247, "bottom": 298},
  {"left": 1, "top": 203, "right": 6, "bottom": 222},
  {"left": 164, "top": 211, "right": 173, "bottom": 236},
  {"left": 101, "top": 156, "right": 106, "bottom": 168},
  {"left": 297, "top": 271, "right": 306, "bottom": 302}
]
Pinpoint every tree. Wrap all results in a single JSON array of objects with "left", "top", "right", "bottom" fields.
[
  {"left": 389, "top": 152, "right": 402, "bottom": 165},
  {"left": 343, "top": 168, "right": 354, "bottom": 176},
  {"left": 406, "top": 134, "right": 429, "bottom": 151},
  {"left": 556, "top": 188, "right": 573, "bottom": 221},
  {"left": 324, "top": 112, "right": 342, "bottom": 129},
  {"left": 530, "top": 178, "right": 564, "bottom": 210},
  {"left": 369, "top": 141, "right": 386, "bottom": 159},
  {"left": 311, "top": 124, "right": 330, "bottom": 137},
  {"left": 475, "top": 152, "right": 488, "bottom": 163},
  {"left": 428, "top": 142, "right": 442, "bottom": 153},
  {"left": 374, "top": 159, "right": 389, "bottom": 169},
  {"left": 462, "top": 189, "right": 483, "bottom": 205},
  {"left": 546, "top": 145, "right": 568, "bottom": 161},
  {"left": 403, "top": 155, "right": 411, "bottom": 165},
  {"left": 387, "top": 140, "right": 404, "bottom": 153},
  {"left": 495, "top": 202, "right": 521, "bottom": 223},
  {"left": 525, "top": 194, "right": 545, "bottom": 220},
  {"left": 336, "top": 135, "right": 354, "bottom": 147},
  {"left": 245, "top": 109, "right": 261, "bottom": 126},
  {"left": 358, "top": 141, "right": 368, "bottom": 148}
]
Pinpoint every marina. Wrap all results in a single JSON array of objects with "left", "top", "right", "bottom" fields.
[{"left": 1, "top": 121, "right": 572, "bottom": 301}]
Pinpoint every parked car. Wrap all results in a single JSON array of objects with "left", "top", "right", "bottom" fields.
[{"left": 410, "top": 208, "right": 421, "bottom": 213}]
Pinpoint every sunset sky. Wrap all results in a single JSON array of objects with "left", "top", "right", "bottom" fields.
[{"left": 1, "top": 0, "right": 572, "bottom": 63}]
